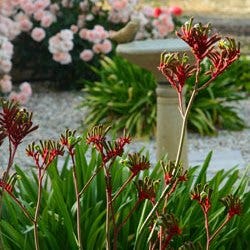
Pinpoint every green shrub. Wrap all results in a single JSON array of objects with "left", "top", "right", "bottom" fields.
[
  {"left": 1, "top": 144, "right": 249, "bottom": 249},
  {"left": 82, "top": 56, "right": 157, "bottom": 137},
  {"left": 82, "top": 55, "right": 249, "bottom": 136}
]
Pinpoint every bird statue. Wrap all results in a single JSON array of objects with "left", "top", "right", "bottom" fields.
[{"left": 109, "top": 20, "right": 140, "bottom": 44}]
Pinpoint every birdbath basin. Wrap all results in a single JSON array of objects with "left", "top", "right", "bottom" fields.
[{"left": 117, "top": 38, "right": 191, "bottom": 167}]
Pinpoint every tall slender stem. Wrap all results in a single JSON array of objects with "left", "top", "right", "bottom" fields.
[
  {"left": 78, "top": 165, "right": 103, "bottom": 197},
  {"left": 210, "top": 216, "right": 230, "bottom": 242},
  {"left": 138, "top": 89, "right": 197, "bottom": 237},
  {"left": 175, "top": 89, "right": 197, "bottom": 167},
  {"left": 202, "top": 206, "right": 210, "bottom": 250},
  {"left": 112, "top": 173, "right": 135, "bottom": 203},
  {"left": 71, "top": 151, "right": 83, "bottom": 250},
  {"left": 34, "top": 172, "right": 42, "bottom": 250},
  {"left": 103, "top": 165, "right": 112, "bottom": 250}
]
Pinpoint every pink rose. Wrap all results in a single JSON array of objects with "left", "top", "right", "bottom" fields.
[
  {"left": 41, "top": 12, "right": 54, "bottom": 27},
  {"left": 70, "top": 25, "right": 78, "bottom": 34},
  {"left": 79, "top": 28, "right": 88, "bottom": 39},
  {"left": 34, "top": 0, "right": 50, "bottom": 10},
  {"left": 100, "top": 39, "right": 112, "bottom": 54},
  {"left": 80, "top": 49, "right": 94, "bottom": 62},
  {"left": 0, "top": 60, "right": 12, "bottom": 73},
  {"left": 19, "top": 18, "right": 33, "bottom": 31},
  {"left": 20, "top": 81, "right": 32, "bottom": 96},
  {"left": 33, "top": 10, "right": 45, "bottom": 21},
  {"left": 0, "top": 74, "right": 12, "bottom": 93},
  {"left": 9, "top": 91, "right": 29, "bottom": 105},
  {"left": 92, "top": 43, "right": 102, "bottom": 54},
  {"left": 53, "top": 52, "right": 72, "bottom": 64},
  {"left": 31, "top": 27, "right": 46, "bottom": 42}
]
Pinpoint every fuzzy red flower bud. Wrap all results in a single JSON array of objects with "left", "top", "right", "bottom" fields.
[
  {"left": 221, "top": 194, "right": 242, "bottom": 219},
  {"left": 135, "top": 177, "right": 159, "bottom": 203},
  {"left": 127, "top": 153, "right": 150, "bottom": 176}
]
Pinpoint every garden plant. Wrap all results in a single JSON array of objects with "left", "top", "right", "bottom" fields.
[
  {"left": 0, "top": 18, "right": 250, "bottom": 250},
  {"left": 0, "top": 0, "right": 182, "bottom": 92},
  {"left": 82, "top": 53, "right": 250, "bottom": 136}
]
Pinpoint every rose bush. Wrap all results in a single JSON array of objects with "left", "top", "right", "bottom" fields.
[{"left": 0, "top": 0, "right": 182, "bottom": 90}]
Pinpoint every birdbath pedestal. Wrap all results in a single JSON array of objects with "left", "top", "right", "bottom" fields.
[{"left": 117, "top": 38, "right": 191, "bottom": 168}]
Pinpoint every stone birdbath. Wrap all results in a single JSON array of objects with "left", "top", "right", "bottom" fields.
[{"left": 116, "top": 38, "right": 191, "bottom": 168}]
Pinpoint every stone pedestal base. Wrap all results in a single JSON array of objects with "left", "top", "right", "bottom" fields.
[{"left": 156, "top": 83, "right": 188, "bottom": 168}]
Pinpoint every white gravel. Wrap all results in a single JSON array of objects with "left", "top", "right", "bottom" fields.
[{"left": 0, "top": 86, "right": 249, "bottom": 172}]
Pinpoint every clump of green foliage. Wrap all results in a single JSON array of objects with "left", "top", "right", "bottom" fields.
[{"left": 82, "top": 55, "right": 249, "bottom": 136}]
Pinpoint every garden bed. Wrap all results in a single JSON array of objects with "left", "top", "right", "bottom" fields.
[{"left": 0, "top": 85, "right": 249, "bottom": 172}]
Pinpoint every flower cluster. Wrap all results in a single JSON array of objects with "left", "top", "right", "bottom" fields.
[
  {"left": 49, "top": 29, "right": 74, "bottom": 65},
  {"left": 221, "top": 194, "right": 243, "bottom": 219},
  {"left": 127, "top": 153, "right": 150, "bottom": 176},
  {"left": 26, "top": 140, "right": 64, "bottom": 170},
  {"left": 108, "top": 0, "right": 137, "bottom": 24},
  {"left": 191, "top": 183, "right": 212, "bottom": 213},
  {"left": 0, "top": 98, "right": 38, "bottom": 147},
  {"left": 0, "top": 0, "right": 182, "bottom": 90},
  {"left": 0, "top": 36, "right": 13, "bottom": 74},
  {"left": 159, "top": 18, "right": 240, "bottom": 99},
  {"left": 135, "top": 176, "right": 158, "bottom": 203},
  {"left": 86, "top": 125, "right": 131, "bottom": 163},
  {"left": 79, "top": 25, "right": 112, "bottom": 61}
]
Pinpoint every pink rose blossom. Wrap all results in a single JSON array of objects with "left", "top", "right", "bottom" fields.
[
  {"left": 20, "top": 81, "right": 32, "bottom": 96},
  {"left": 9, "top": 91, "right": 29, "bottom": 105},
  {"left": 113, "top": 0, "right": 127, "bottom": 10},
  {"left": 0, "top": 74, "right": 12, "bottom": 93},
  {"left": 0, "top": 60, "right": 12, "bottom": 73},
  {"left": 21, "top": 2, "right": 35, "bottom": 15},
  {"left": 31, "top": 27, "right": 46, "bottom": 42},
  {"left": 100, "top": 39, "right": 112, "bottom": 54},
  {"left": 49, "top": 3, "right": 60, "bottom": 14},
  {"left": 79, "top": 1, "right": 88, "bottom": 11},
  {"left": 40, "top": 12, "right": 54, "bottom": 27},
  {"left": 53, "top": 52, "right": 72, "bottom": 64},
  {"left": 19, "top": 17, "right": 33, "bottom": 32},
  {"left": 79, "top": 28, "right": 88, "bottom": 39},
  {"left": 80, "top": 49, "right": 94, "bottom": 62},
  {"left": 34, "top": 0, "right": 50, "bottom": 10},
  {"left": 92, "top": 43, "right": 102, "bottom": 54},
  {"left": 33, "top": 10, "right": 45, "bottom": 21},
  {"left": 60, "top": 29, "right": 74, "bottom": 41},
  {"left": 70, "top": 25, "right": 78, "bottom": 34}
]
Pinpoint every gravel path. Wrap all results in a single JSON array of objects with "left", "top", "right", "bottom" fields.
[{"left": 0, "top": 86, "right": 249, "bottom": 172}]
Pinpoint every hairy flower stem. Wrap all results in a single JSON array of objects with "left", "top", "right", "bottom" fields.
[
  {"left": 112, "top": 173, "right": 135, "bottom": 203},
  {"left": 70, "top": 152, "right": 83, "bottom": 250},
  {"left": 175, "top": 89, "right": 197, "bottom": 167},
  {"left": 138, "top": 88, "right": 197, "bottom": 238},
  {"left": 34, "top": 173, "right": 42, "bottom": 250},
  {"left": 4, "top": 142, "right": 18, "bottom": 181},
  {"left": 202, "top": 207, "right": 210, "bottom": 250},
  {"left": 162, "top": 179, "right": 179, "bottom": 214},
  {"left": 103, "top": 164, "right": 115, "bottom": 250},
  {"left": 210, "top": 215, "right": 231, "bottom": 243},
  {"left": 78, "top": 165, "right": 103, "bottom": 197}
]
